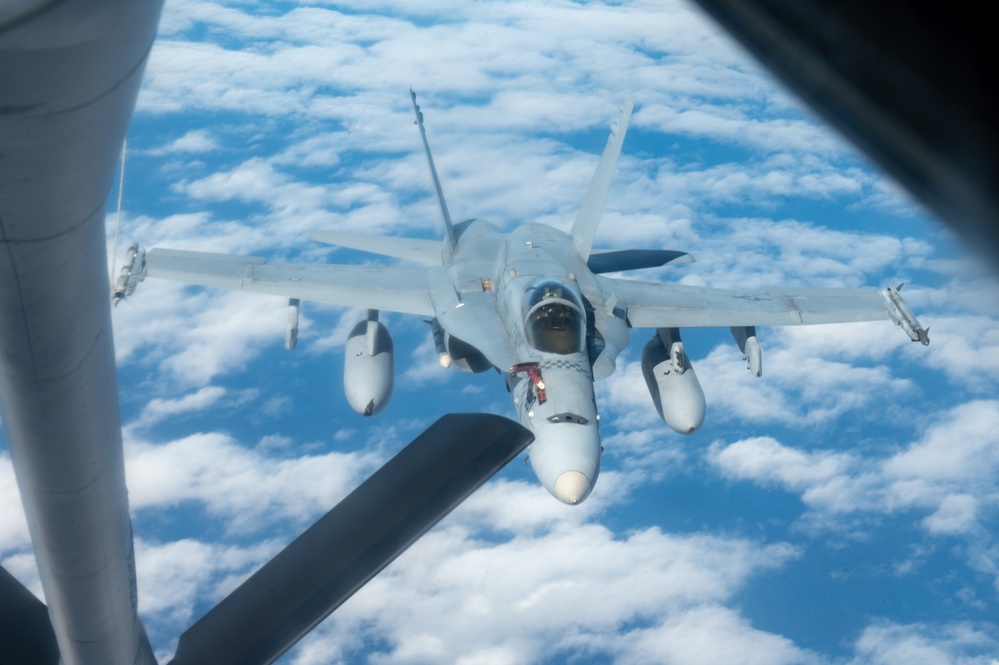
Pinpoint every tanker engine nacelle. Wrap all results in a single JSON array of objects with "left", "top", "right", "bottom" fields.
[
  {"left": 641, "top": 327, "right": 706, "bottom": 434},
  {"left": 344, "top": 310, "right": 394, "bottom": 416}
]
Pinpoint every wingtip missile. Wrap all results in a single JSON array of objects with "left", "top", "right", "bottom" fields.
[
  {"left": 111, "top": 243, "right": 146, "bottom": 304},
  {"left": 883, "top": 285, "right": 930, "bottom": 345}
]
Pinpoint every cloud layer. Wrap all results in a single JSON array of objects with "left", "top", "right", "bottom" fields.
[{"left": 3, "top": 2, "right": 998, "bottom": 664}]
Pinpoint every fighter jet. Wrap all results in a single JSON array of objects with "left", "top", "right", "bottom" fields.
[{"left": 119, "top": 91, "right": 929, "bottom": 506}]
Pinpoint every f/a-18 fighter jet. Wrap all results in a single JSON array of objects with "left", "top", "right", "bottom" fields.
[{"left": 117, "top": 92, "right": 929, "bottom": 505}]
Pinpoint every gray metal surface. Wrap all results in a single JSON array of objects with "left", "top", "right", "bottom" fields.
[
  {"left": 0, "top": 1, "right": 164, "bottom": 663},
  {"left": 569, "top": 101, "right": 633, "bottom": 260},
  {"left": 169, "top": 414, "right": 533, "bottom": 665},
  {"left": 144, "top": 248, "right": 439, "bottom": 316},
  {"left": 602, "top": 279, "right": 897, "bottom": 328},
  {"left": 410, "top": 90, "right": 457, "bottom": 250}
]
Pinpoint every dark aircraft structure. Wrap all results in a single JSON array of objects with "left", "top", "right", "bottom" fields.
[{"left": 690, "top": 0, "right": 998, "bottom": 268}]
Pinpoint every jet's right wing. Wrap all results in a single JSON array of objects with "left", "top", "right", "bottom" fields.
[
  {"left": 140, "top": 248, "right": 438, "bottom": 316},
  {"left": 598, "top": 275, "right": 930, "bottom": 344}
]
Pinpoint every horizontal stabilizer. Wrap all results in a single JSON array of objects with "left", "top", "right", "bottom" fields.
[
  {"left": 309, "top": 230, "right": 443, "bottom": 265},
  {"left": 0, "top": 566, "right": 59, "bottom": 665},
  {"left": 169, "top": 414, "right": 533, "bottom": 665},
  {"left": 587, "top": 249, "right": 693, "bottom": 274}
]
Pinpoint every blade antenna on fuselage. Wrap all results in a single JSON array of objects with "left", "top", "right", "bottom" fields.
[
  {"left": 410, "top": 90, "right": 457, "bottom": 251},
  {"left": 569, "top": 100, "right": 634, "bottom": 261}
]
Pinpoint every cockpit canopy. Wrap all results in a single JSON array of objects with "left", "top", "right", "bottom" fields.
[{"left": 523, "top": 278, "right": 586, "bottom": 355}]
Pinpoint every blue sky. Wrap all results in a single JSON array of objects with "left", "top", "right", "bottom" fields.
[{"left": 3, "top": 1, "right": 999, "bottom": 663}]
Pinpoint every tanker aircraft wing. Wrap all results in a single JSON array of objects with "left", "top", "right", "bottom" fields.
[{"left": 127, "top": 94, "right": 929, "bottom": 510}]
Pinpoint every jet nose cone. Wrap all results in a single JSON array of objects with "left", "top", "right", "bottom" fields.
[{"left": 554, "top": 470, "right": 592, "bottom": 505}]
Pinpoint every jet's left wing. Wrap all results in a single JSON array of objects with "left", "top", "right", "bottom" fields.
[
  {"left": 598, "top": 275, "right": 929, "bottom": 344},
  {"left": 140, "top": 248, "right": 438, "bottom": 316}
]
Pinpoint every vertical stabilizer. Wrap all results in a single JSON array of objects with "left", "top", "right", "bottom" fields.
[
  {"left": 570, "top": 101, "right": 634, "bottom": 260},
  {"left": 410, "top": 90, "right": 458, "bottom": 251}
]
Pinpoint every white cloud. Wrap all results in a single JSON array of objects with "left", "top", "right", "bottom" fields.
[
  {"left": 1, "top": 1, "right": 990, "bottom": 663},
  {"left": 135, "top": 536, "right": 285, "bottom": 662},
  {"left": 698, "top": 344, "right": 913, "bottom": 426},
  {"left": 125, "top": 430, "right": 384, "bottom": 531},
  {"left": 0, "top": 552, "right": 41, "bottom": 600},
  {"left": 131, "top": 386, "right": 227, "bottom": 428},
  {"left": 597, "top": 320, "right": 917, "bottom": 437},
  {"left": 882, "top": 400, "right": 999, "bottom": 494},
  {"left": 397, "top": 333, "right": 450, "bottom": 387},
  {"left": 923, "top": 494, "right": 979, "bottom": 536},
  {"left": 287, "top": 523, "right": 800, "bottom": 664},
  {"left": 848, "top": 620, "right": 999, "bottom": 665},
  {"left": 10, "top": 2, "right": 993, "bottom": 663},
  {"left": 920, "top": 314, "right": 999, "bottom": 391},
  {"left": 178, "top": 158, "right": 337, "bottom": 221},
  {"left": 641, "top": 103, "right": 848, "bottom": 155},
  {"left": 0, "top": 454, "right": 29, "bottom": 552},
  {"left": 145, "top": 129, "right": 220, "bottom": 155},
  {"left": 136, "top": 537, "right": 279, "bottom": 621},
  {"left": 140, "top": 0, "right": 869, "bottom": 171},
  {"left": 114, "top": 284, "right": 291, "bottom": 386},
  {"left": 707, "top": 401, "right": 999, "bottom": 537},
  {"left": 679, "top": 217, "right": 927, "bottom": 290},
  {"left": 709, "top": 436, "right": 850, "bottom": 489},
  {"left": 607, "top": 605, "right": 819, "bottom": 665}
]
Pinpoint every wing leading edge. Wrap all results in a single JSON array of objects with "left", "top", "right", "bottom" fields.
[
  {"left": 143, "top": 248, "right": 437, "bottom": 316},
  {"left": 600, "top": 275, "right": 929, "bottom": 343}
]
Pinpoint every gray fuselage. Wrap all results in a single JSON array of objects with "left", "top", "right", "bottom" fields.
[{"left": 437, "top": 221, "right": 628, "bottom": 503}]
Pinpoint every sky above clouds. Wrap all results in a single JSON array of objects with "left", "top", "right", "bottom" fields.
[{"left": 3, "top": 1, "right": 999, "bottom": 664}]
